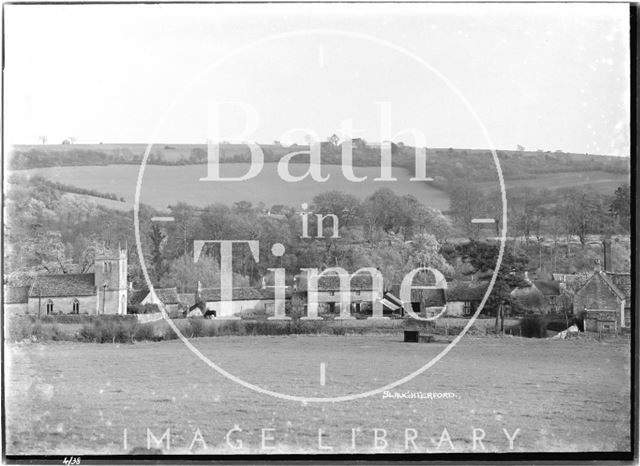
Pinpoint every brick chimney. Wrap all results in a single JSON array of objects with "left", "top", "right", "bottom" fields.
[{"left": 603, "top": 239, "right": 612, "bottom": 273}]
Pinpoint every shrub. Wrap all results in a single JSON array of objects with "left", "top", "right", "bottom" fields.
[
  {"left": 134, "top": 323, "right": 156, "bottom": 342},
  {"left": 188, "top": 318, "right": 205, "bottom": 338},
  {"left": 79, "top": 323, "right": 100, "bottom": 342},
  {"left": 519, "top": 316, "right": 548, "bottom": 338},
  {"left": 6, "top": 318, "right": 32, "bottom": 341}
]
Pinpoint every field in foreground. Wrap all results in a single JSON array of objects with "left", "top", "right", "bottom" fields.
[{"left": 5, "top": 335, "right": 630, "bottom": 455}]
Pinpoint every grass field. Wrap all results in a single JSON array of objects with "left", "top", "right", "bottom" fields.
[
  {"left": 5, "top": 335, "right": 630, "bottom": 455},
  {"left": 15, "top": 163, "right": 451, "bottom": 212}
]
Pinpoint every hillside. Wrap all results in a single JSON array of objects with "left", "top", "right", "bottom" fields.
[
  {"left": 7, "top": 143, "right": 629, "bottom": 211},
  {"left": 14, "top": 163, "right": 451, "bottom": 212}
]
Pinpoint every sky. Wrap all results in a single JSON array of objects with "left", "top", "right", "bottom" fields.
[{"left": 4, "top": 3, "right": 631, "bottom": 156}]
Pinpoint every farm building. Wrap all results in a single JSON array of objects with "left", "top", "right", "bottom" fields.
[
  {"left": 294, "top": 270, "right": 384, "bottom": 319},
  {"left": 128, "top": 287, "right": 181, "bottom": 314},
  {"left": 445, "top": 281, "right": 489, "bottom": 317},
  {"left": 197, "top": 287, "right": 270, "bottom": 318},
  {"left": 389, "top": 284, "right": 446, "bottom": 318},
  {"left": 573, "top": 270, "right": 631, "bottom": 332}
]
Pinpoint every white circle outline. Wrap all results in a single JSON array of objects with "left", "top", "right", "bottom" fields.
[{"left": 134, "top": 29, "right": 508, "bottom": 403}]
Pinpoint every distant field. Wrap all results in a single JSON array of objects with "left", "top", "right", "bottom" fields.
[
  {"left": 476, "top": 170, "right": 628, "bottom": 195},
  {"left": 5, "top": 335, "right": 630, "bottom": 454},
  {"left": 15, "top": 163, "right": 451, "bottom": 212},
  {"left": 11, "top": 143, "right": 306, "bottom": 164}
]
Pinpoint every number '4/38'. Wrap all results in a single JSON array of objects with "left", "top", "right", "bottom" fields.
[{"left": 63, "top": 457, "right": 81, "bottom": 465}]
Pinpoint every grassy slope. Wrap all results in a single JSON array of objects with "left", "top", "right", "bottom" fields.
[
  {"left": 15, "top": 163, "right": 451, "bottom": 211},
  {"left": 8, "top": 143, "right": 630, "bottom": 209}
]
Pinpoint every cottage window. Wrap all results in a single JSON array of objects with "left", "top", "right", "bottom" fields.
[
  {"left": 72, "top": 299, "right": 80, "bottom": 314},
  {"left": 355, "top": 290, "right": 361, "bottom": 296},
  {"left": 329, "top": 291, "right": 335, "bottom": 297},
  {"left": 46, "top": 300, "right": 54, "bottom": 314},
  {"left": 463, "top": 301, "right": 473, "bottom": 316}
]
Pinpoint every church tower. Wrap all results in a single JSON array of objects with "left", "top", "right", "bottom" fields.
[{"left": 94, "top": 245, "right": 128, "bottom": 315}]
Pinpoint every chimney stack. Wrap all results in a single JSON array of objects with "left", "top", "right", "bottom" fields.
[
  {"left": 594, "top": 258, "right": 602, "bottom": 273},
  {"left": 603, "top": 239, "right": 612, "bottom": 273}
]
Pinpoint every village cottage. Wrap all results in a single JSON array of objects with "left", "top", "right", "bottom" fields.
[
  {"left": 573, "top": 270, "right": 631, "bottom": 333},
  {"left": 445, "top": 281, "right": 489, "bottom": 317},
  {"left": 294, "top": 271, "right": 384, "bottom": 319}
]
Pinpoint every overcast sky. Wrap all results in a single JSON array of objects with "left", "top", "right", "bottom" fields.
[{"left": 4, "top": 3, "right": 630, "bottom": 156}]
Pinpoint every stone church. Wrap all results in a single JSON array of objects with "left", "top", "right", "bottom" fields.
[{"left": 8, "top": 246, "right": 129, "bottom": 316}]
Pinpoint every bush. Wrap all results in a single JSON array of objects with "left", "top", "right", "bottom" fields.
[
  {"left": 134, "top": 323, "right": 156, "bottom": 342},
  {"left": 519, "top": 316, "right": 548, "bottom": 338},
  {"left": 79, "top": 319, "right": 139, "bottom": 343},
  {"left": 6, "top": 317, "right": 32, "bottom": 341},
  {"left": 187, "top": 318, "right": 206, "bottom": 338}
]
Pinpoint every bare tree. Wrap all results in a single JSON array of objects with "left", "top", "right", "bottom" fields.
[
  {"left": 68, "top": 136, "right": 76, "bottom": 144},
  {"left": 327, "top": 134, "right": 340, "bottom": 146},
  {"left": 38, "top": 135, "right": 48, "bottom": 145}
]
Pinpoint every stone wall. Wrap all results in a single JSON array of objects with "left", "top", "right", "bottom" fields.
[{"left": 27, "top": 296, "right": 96, "bottom": 315}]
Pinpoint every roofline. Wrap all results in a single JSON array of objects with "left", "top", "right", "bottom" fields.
[{"left": 579, "top": 271, "right": 626, "bottom": 301}]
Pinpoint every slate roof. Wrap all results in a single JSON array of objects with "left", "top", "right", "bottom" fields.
[
  {"left": 199, "top": 287, "right": 267, "bottom": 302},
  {"left": 446, "top": 281, "right": 489, "bottom": 302},
  {"left": 597, "top": 272, "right": 626, "bottom": 301},
  {"left": 295, "top": 272, "right": 379, "bottom": 291},
  {"left": 574, "top": 271, "right": 629, "bottom": 309},
  {"left": 128, "top": 289, "right": 149, "bottom": 306},
  {"left": 128, "top": 288, "right": 181, "bottom": 305},
  {"left": 532, "top": 280, "right": 562, "bottom": 296},
  {"left": 4, "top": 286, "right": 29, "bottom": 304},
  {"left": 259, "top": 288, "right": 293, "bottom": 299},
  {"left": 153, "top": 288, "right": 180, "bottom": 304},
  {"left": 29, "top": 273, "right": 96, "bottom": 298},
  {"left": 607, "top": 273, "right": 631, "bottom": 302},
  {"left": 178, "top": 293, "right": 196, "bottom": 307}
]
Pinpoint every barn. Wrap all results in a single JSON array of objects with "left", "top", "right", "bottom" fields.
[{"left": 198, "top": 287, "right": 270, "bottom": 318}]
